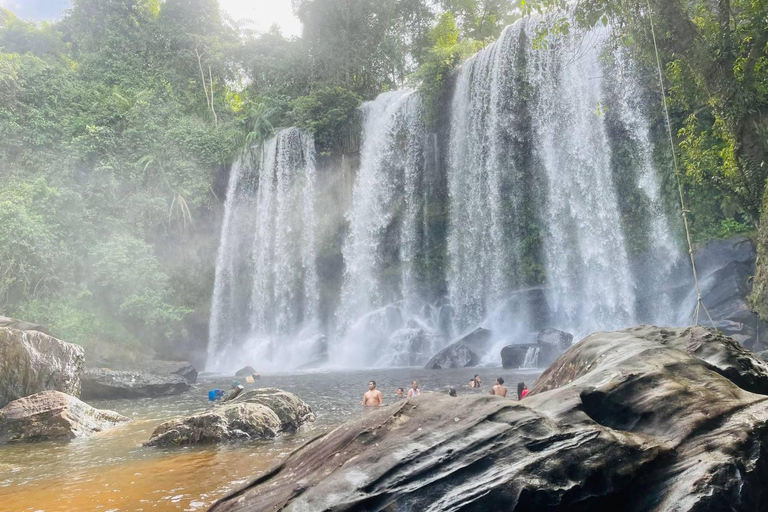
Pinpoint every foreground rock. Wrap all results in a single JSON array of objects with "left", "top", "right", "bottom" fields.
[
  {"left": 81, "top": 368, "right": 191, "bottom": 400},
  {"left": 211, "top": 326, "right": 768, "bottom": 512},
  {"left": 0, "top": 391, "right": 128, "bottom": 444},
  {"left": 0, "top": 323, "right": 85, "bottom": 407},
  {"left": 145, "top": 388, "right": 314, "bottom": 447},
  {"left": 424, "top": 327, "right": 492, "bottom": 369}
]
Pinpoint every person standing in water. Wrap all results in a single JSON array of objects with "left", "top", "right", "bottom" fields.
[
  {"left": 517, "top": 382, "right": 525, "bottom": 400},
  {"left": 362, "top": 380, "right": 383, "bottom": 407},
  {"left": 520, "top": 383, "right": 529, "bottom": 399},
  {"left": 407, "top": 380, "right": 421, "bottom": 398},
  {"left": 396, "top": 388, "right": 405, "bottom": 400},
  {"left": 493, "top": 377, "right": 507, "bottom": 397},
  {"left": 469, "top": 374, "right": 481, "bottom": 388},
  {"left": 448, "top": 387, "right": 457, "bottom": 397}
]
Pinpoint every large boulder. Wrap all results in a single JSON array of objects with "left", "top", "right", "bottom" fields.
[
  {"left": 230, "top": 388, "right": 316, "bottom": 429},
  {"left": 536, "top": 328, "right": 573, "bottom": 367},
  {"left": 235, "top": 366, "right": 257, "bottom": 378},
  {"left": 0, "top": 390, "right": 128, "bottom": 444},
  {"left": 133, "top": 360, "right": 198, "bottom": 384},
  {"left": 210, "top": 326, "right": 768, "bottom": 512},
  {"left": 500, "top": 343, "right": 539, "bottom": 369},
  {"left": 379, "top": 327, "right": 445, "bottom": 367},
  {"left": 81, "top": 368, "right": 191, "bottom": 400},
  {"left": 424, "top": 327, "right": 492, "bottom": 369},
  {"left": 0, "top": 324, "right": 85, "bottom": 407},
  {"left": 145, "top": 388, "right": 314, "bottom": 447}
]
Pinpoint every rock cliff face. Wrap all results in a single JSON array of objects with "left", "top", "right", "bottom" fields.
[
  {"left": 210, "top": 326, "right": 768, "bottom": 512},
  {"left": 0, "top": 390, "right": 128, "bottom": 444},
  {"left": 0, "top": 323, "right": 85, "bottom": 407}
]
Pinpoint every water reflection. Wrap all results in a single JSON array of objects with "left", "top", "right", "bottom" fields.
[{"left": 0, "top": 367, "right": 538, "bottom": 511}]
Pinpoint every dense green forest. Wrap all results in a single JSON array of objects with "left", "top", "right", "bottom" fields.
[{"left": 0, "top": 0, "right": 765, "bottom": 361}]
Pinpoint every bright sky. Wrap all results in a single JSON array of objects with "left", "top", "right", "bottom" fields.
[{"left": 0, "top": 0, "right": 303, "bottom": 37}]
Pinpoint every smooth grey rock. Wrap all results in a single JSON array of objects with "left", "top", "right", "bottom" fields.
[
  {"left": 81, "top": 368, "right": 191, "bottom": 399},
  {"left": 145, "top": 388, "right": 314, "bottom": 447},
  {"left": 537, "top": 328, "right": 573, "bottom": 367},
  {"left": 235, "top": 366, "right": 257, "bottom": 378},
  {"left": 500, "top": 343, "right": 538, "bottom": 369},
  {"left": 424, "top": 328, "right": 491, "bottom": 369},
  {"left": 0, "top": 390, "right": 128, "bottom": 444},
  {"left": 0, "top": 325, "right": 85, "bottom": 407},
  {"left": 381, "top": 328, "right": 445, "bottom": 367},
  {"left": 211, "top": 326, "right": 768, "bottom": 512},
  {"left": 134, "top": 360, "right": 198, "bottom": 384}
]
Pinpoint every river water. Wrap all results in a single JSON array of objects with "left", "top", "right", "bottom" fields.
[{"left": 0, "top": 367, "right": 538, "bottom": 512}]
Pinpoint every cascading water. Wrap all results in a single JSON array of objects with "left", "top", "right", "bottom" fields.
[
  {"left": 207, "top": 19, "right": 684, "bottom": 371},
  {"left": 521, "top": 346, "right": 540, "bottom": 369},
  {"left": 447, "top": 19, "right": 679, "bottom": 341},
  {"left": 207, "top": 128, "right": 320, "bottom": 372},
  {"left": 335, "top": 90, "right": 445, "bottom": 367}
]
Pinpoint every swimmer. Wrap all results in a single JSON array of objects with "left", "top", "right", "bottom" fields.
[
  {"left": 396, "top": 387, "right": 405, "bottom": 399},
  {"left": 362, "top": 380, "right": 383, "bottom": 407},
  {"left": 407, "top": 380, "right": 421, "bottom": 398},
  {"left": 493, "top": 377, "right": 507, "bottom": 397}
]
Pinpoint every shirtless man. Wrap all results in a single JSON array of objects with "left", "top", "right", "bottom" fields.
[
  {"left": 493, "top": 377, "right": 508, "bottom": 397},
  {"left": 362, "top": 380, "right": 383, "bottom": 406},
  {"left": 407, "top": 380, "right": 421, "bottom": 398}
]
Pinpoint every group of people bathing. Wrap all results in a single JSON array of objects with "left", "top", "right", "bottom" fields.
[{"left": 362, "top": 375, "right": 530, "bottom": 406}]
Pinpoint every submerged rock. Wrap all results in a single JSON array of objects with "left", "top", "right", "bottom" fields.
[
  {"left": 211, "top": 326, "right": 768, "bottom": 512},
  {"left": 0, "top": 323, "right": 85, "bottom": 407},
  {"left": 424, "top": 327, "right": 492, "bottom": 369},
  {"left": 145, "top": 388, "right": 314, "bottom": 447},
  {"left": 81, "top": 368, "right": 191, "bottom": 400},
  {"left": 0, "top": 390, "right": 128, "bottom": 444}
]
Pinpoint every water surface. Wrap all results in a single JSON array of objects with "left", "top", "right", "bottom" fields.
[{"left": 0, "top": 367, "right": 538, "bottom": 511}]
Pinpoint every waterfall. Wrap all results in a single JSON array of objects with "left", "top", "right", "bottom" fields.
[
  {"left": 207, "top": 128, "right": 320, "bottom": 372},
  {"left": 447, "top": 20, "right": 678, "bottom": 338},
  {"left": 207, "top": 18, "right": 683, "bottom": 371},
  {"left": 522, "top": 346, "right": 540, "bottom": 369},
  {"left": 335, "top": 90, "right": 442, "bottom": 367}
]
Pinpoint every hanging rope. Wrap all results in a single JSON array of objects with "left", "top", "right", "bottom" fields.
[{"left": 646, "top": 0, "right": 715, "bottom": 328}]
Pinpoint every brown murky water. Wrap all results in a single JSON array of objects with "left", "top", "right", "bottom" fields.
[{"left": 0, "top": 367, "right": 538, "bottom": 511}]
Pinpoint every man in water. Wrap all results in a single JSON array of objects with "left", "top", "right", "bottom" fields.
[
  {"left": 448, "top": 387, "right": 457, "bottom": 397},
  {"left": 407, "top": 380, "right": 421, "bottom": 398},
  {"left": 469, "top": 374, "right": 481, "bottom": 388},
  {"left": 362, "top": 380, "right": 383, "bottom": 407},
  {"left": 396, "top": 388, "right": 405, "bottom": 399},
  {"left": 493, "top": 377, "right": 507, "bottom": 397}
]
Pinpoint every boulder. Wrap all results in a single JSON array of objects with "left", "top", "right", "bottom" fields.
[
  {"left": 80, "top": 368, "right": 191, "bottom": 400},
  {"left": 0, "top": 324, "right": 85, "bottom": 407},
  {"left": 379, "top": 328, "right": 445, "bottom": 367},
  {"left": 500, "top": 343, "right": 539, "bottom": 369},
  {"left": 144, "top": 388, "right": 314, "bottom": 447},
  {"left": 210, "top": 326, "right": 768, "bottom": 512},
  {"left": 230, "top": 388, "right": 316, "bottom": 429},
  {"left": 424, "top": 327, "right": 492, "bottom": 369},
  {"left": 0, "top": 390, "right": 128, "bottom": 444},
  {"left": 536, "top": 328, "right": 573, "bottom": 367},
  {"left": 134, "top": 360, "right": 198, "bottom": 384},
  {"left": 235, "top": 366, "right": 257, "bottom": 378}
]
